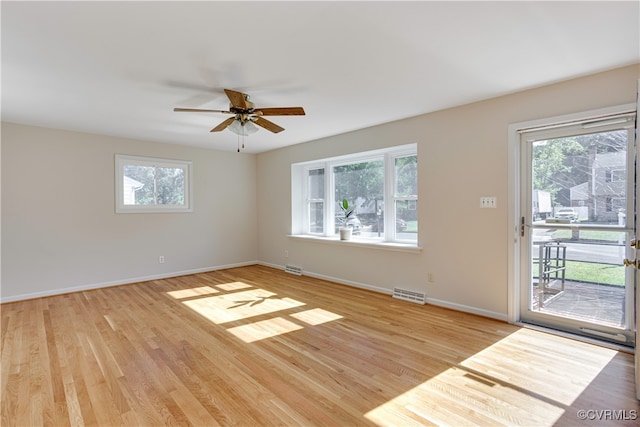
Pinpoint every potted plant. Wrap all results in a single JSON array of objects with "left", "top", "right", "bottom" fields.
[{"left": 337, "top": 198, "right": 355, "bottom": 240}]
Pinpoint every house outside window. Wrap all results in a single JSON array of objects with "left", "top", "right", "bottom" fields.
[
  {"left": 292, "top": 144, "right": 417, "bottom": 244},
  {"left": 609, "top": 169, "right": 625, "bottom": 182}
]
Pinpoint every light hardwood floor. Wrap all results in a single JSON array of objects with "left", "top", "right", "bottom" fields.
[{"left": 2, "top": 264, "right": 638, "bottom": 426}]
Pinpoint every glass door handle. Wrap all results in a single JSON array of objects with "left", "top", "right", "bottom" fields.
[
  {"left": 630, "top": 239, "right": 636, "bottom": 248},
  {"left": 623, "top": 258, "right": 638, "bottom": 268}
]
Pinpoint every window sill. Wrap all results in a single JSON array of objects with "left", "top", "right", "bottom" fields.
[{"left": 288, "top": 234, "right": 422, "bottom": 253}]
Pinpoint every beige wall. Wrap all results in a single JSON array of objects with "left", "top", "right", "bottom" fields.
[
  {"left": 2, "top": 65, "right": 638, "bottom": 314},
  {"left": 1, "top": 123, "right": 258, "bottom": 301},
  {"left": 256, "top": 64, "right": 640, "bottom": 320}
]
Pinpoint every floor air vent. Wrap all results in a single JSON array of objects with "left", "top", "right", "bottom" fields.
[
  {"left": 284, "top": 265, "right": 303, "bottom": 276},
  {"left": 392, "top": 287, "right": 426, "bottom": 305}
]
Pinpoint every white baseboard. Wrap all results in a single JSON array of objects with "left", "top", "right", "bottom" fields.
[
  {"left": 302, "top": 270, "right": 392, "bottom": 295},
  {"left": 260, "top": 261, "right": 392, "bottom": 295},
  {"left": 424, "top": 297, "right": 507, "bottom": 322},
  {"left": 0, "top": 261, "right": 258, "bottom": 303},
  {"left": 260, "top": 262, "right": 506, "bottom": 322},
  {"left": 3, "top": 261, "right": 508, "bottom": 323}
]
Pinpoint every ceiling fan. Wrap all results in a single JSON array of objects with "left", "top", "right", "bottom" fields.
[{"left": 174, "top": 88, "right": 305, "bottom": 136}]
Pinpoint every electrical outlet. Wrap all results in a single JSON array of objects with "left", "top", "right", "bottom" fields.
[
  {"left": 284, "top": 250, "right": 289, "bottom": 258},
  {"left": 159, "top": 256, "right": 165, "bottom": 264},
  {"left": 428, "top": 272, "right": 435, "bottom": 283}
]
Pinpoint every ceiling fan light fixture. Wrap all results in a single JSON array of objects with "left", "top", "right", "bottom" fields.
[{"left": 228, "top": 119, "right": 258, "bottom": 136}]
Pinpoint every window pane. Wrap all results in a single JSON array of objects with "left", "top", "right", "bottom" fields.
[
  {"left": 309, "top": 201, "right": 324, "bottom": 233},
  {"left": 396, "top": 200, "right": 417, "bottom": 241},
  {"left": 123, "top": 164, "right": 155, "bottom": 205},
  {"left": 361, "top": 206, "right": 385, "bottom": 236},
  {"left": 308, "top": 168, "right": 324, "bottom": 199},
  {"left": 532, "top": 130, "right": 628, "bottom": 225},
  {"left": 117, "top": 155, "right": 192, "bottom": 213},
  {"left": 530, "top": 230, "right": 627, "bottom": 327},
  {"left": 156, "top": 167, "right": 185, "bottom": 205},
  {"left": 395, "top": 155, "right": 417, "bottom": 196},
  {"left": 308, "top": 169, "right": 324, "bottom": 233},
  {"left": 334, "top": 160, "right": 383, "bottom": 236}
]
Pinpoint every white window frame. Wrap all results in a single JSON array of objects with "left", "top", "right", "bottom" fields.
[
  {"left": 306, "top": 167, "right": 325, "bottom": 234},
  {"left": 291, "top": 144, "right": 417, "bottom": 245},
  {"left": 391, "top": 153, "right": 419, "bottom": 243},
  {"left": 115, "top": 154, "right": 193, "bottom": 213}
]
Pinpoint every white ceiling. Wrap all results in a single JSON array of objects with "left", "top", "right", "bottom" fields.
[{"left": 2, "top": 1, "right": 639, "bottom": 153}]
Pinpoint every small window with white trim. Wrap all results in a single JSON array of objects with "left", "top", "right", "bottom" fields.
[{"left": 115, "top": 155, "right": 192, "bottom": 213}]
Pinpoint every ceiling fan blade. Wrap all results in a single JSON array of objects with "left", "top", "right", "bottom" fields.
[
  {"left": 254, "top": 117, "right": 285, "bottom": 133},
  {"left": 210, "top": 117, "right": 236, "bottom": 132},
  {"left": 254, "top": 107, "right": 306, "bottom": 116},
  {"left": 224, "top": 89, "right": 249, "bottom": 110},
  {"left": 174, "top": 107, "right": 232, "bottom": 114}
]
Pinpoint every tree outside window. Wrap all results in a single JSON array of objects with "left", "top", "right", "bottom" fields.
[{"left": 116, "top": 155, "right": 192, "bottom": 213}]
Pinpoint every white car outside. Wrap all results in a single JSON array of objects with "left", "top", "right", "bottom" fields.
[{"left": 555, "top": 208, "right": 578, "bottom": 221}]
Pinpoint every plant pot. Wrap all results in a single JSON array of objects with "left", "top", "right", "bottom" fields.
[{"left": 339, "top": 228, "right": 352, "bottom": 241}]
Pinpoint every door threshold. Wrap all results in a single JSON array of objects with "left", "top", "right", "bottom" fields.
[{"left": 514, "top": 321, "right": 634, "bottom": 354}]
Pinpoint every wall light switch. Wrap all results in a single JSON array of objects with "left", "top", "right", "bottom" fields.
[{"left": 480, "top": 197, "right": 497, "bottom": 208}]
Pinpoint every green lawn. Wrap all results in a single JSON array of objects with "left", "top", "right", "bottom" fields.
[
  {"left": 541, "top": 229, "right": 627, "bottom": 285},
  {"left": 551, "top": 229, "right": 626, "bottom": 242},
  {"left": 405, "top": 220, "right": 417, "bottom": 233},
  {"left": 534, "top": 259, "right": 625, "bottom": 286}
]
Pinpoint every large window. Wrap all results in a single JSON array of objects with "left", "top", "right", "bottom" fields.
[
  {"left": 292, "top": 144, "right": 417, "bottom": 244},
  {"left": 115, "top": 155, "right": 192, "bottom": 213}
]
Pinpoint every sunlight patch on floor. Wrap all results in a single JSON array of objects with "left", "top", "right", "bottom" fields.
[
  {"left": 459, "top": 328, "right": 617, "bottom": 406},
  {"left": 166, "top": 286, "right": 219, "bottom": 299},
  {"left": 366, "top": 365, "right": 565, "bottom": 426},
  {"left": 365, "top": 328, "right": 618, "bottom": 426},
  {"left": 183, "top": 288, "right": 305, "bottom": 324},
  {"left": 215, "top": 281, "right": 253, "bottom": 291},
  {"left": 227, "top": 317, "right": 304, "bottom": 343},
  {"left": 173, "top": 281, "right": 344, "bottom": 343}
]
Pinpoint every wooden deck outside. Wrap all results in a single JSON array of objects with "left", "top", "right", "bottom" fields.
[
  {"left": 2, "top": 265, "right": 638, "bottom": 426},
  {"left": 533, "top": 280, "right": 626, "bottom": 328}
]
